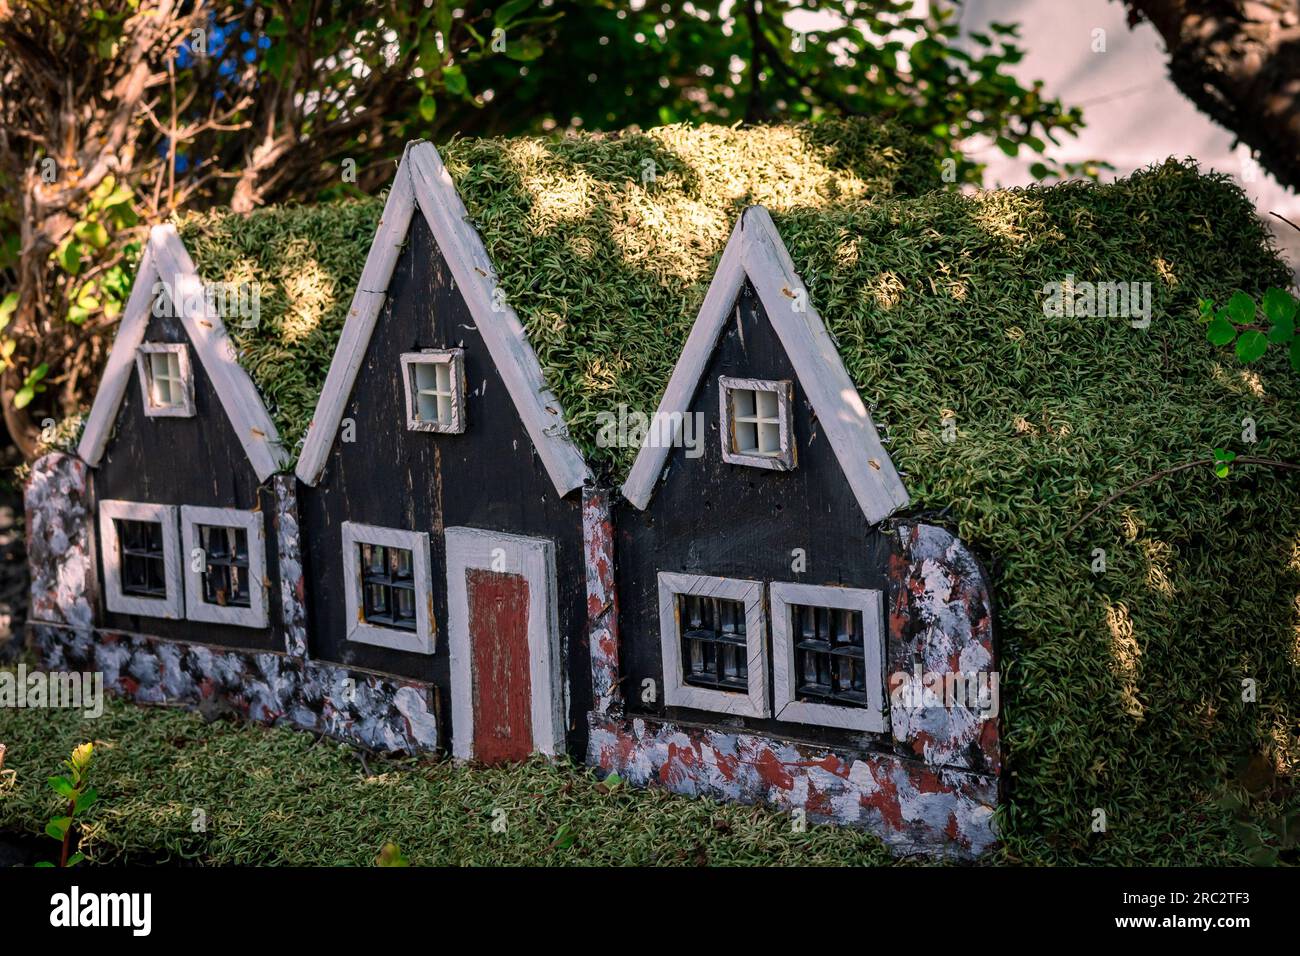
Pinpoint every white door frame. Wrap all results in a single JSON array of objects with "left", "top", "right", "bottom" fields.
[{"left": 445, "top": 527, "right": 563, "bottom": 760}]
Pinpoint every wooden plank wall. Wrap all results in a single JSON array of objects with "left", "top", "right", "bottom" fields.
[
  {"left": 298, "top": 214, "right": 589, "bottom": 756},
  {"left": 614, "top": 280, "right": 896, "bottom": 753},
  {"left": 93, "top": 304, "right": 284, "bottom": 653}
]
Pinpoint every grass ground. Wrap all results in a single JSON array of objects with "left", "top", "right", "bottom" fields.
[{"left": 0, "top": 696, "right": 902, "bottom": 866}]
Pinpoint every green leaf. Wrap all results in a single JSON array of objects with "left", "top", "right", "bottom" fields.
[
  {"left": 97, "top": 184, "right": 134, "bottom": 209},
  {"left": 495, "top": 0, "right": 535, "bottom": 27},
  {"left": 551, "top": 823, "right": 576, "bottom": 850},
  {"left": 262, "top": 42, "right": 287, "bottom": 77},
  {"left": 66, "top": 852, "right": 85, "bottom": 867},
  {"left": 1225, "top": 291, "right": 1256, "bottom": 325},
  {"left": 1268, "top": 312, "right": 1294, "bottom": 344},
  {"left": 1261, "top": 287, "right": 1297, "bottom": 325},
  {"left": 418, "top": 93, "right": 437, "bottom": 122},
  {"left": 1213, "top": 448, "right": 1236, "bottom": 479},
  {"left": 57, "top": 239, "right": 82, "bottom": 276},
  {"left": 1236, "top": 330, "right": 1268, "bottom": 363},
  {"left": 442, "top": 65, "right": 467, "bottom": 96},
  {"left": 48, "top": 775, "right": 75, "bottom": 798},
  {"left": 34, "top": 861, "right": 55, "bottom": 867},
  {"left": 995, "top": 136, "right": 1018, "bottom": 157},
  {"left": 1291, "top": 337, "right": 1300, "bottom": 373},
  {"left": 73, "top": 220, "right": 109, "bottom": 250},
  {"left": 265, "top": 16, "right": 288, "bottom": 37},
  {"left": 0, "top": 292, "right": 17, "bottom": 333},
  {"left": 46, "top": 817, "right": 70, "bottom": 841},
  {"left": 503, "top": 35, "right": 544, "bottom": 61},
  {"left": 1206, "top": 314, "right": 1237, "bottom": 346},
  {"left": 74, "top": 787, "right": 99, "bottom": 814}
]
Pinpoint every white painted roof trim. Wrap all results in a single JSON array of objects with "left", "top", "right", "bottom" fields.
[
  {"left": 621, "top": 206, "right": 910, "bottom": 524},
  {"left": 77, "top": 224, "right": 290, "bottom": 483},
  {"left": 295, "top": 141, "right": 592, "bottom": 497}
]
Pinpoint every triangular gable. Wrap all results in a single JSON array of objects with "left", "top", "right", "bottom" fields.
[
  {"left": 78, "top": 225, "right": 290, "bottom": 483},
  {"left": 294, "top": 141, "right": 591, "bottom": 496},
  {"left": 622, "top": 206, "right": 909, "bottom": 524}
]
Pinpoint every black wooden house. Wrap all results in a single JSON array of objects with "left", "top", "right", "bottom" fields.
[
  {"left": 293, "top": 143, "right": 592, "bottom": 763},
  {"left": 76, "top": 225, "right": 292, "bottom": 655},
  {"left": 615, "top": 206, "right": 909, "bottom": 746}
]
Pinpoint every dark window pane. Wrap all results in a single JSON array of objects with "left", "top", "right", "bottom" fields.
[
  {"left": 116, "top": 518, "right": 167, "bottom": 599},
  {"left": 198, "top": 524, "right": 251, "bottom": 608},
  {"left": 358, "top": 542, "right": 417, "bottom": 631},
  {"left": 792, "top": 603, "right": 867, "bottom": 708},
  {"left": 679, "top": 593, "right": 748, "bottom": 692}
]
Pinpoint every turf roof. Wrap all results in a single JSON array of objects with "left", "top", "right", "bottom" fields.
[
  {"left": 176, "top": 118, "right": 937, "bottom": 458},
  {"left": 172, "top": 123, "right": 1300, "bottom": 863}
]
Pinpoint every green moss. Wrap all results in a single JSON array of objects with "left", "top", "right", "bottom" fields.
[
  {"left": 178, "top": 199, "right": 384, "bottom": 457},
  {"left": 0, "top": 698, "right": 899, "bottom": 866},
  {"left": 175, "top": 119, "right": 936, "bottom": 458}
]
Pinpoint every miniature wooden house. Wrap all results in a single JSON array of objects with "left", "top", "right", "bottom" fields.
[
  {"left": 73, "top": 226, "right": 292, "bottom": 654},
  {"left": 586, "top": 208, "right": 997, "bottom": 857},
  {"left": 25, "top": 125, "right": 1000, "bottom": 858},
  {"left": 292, "top": 142, "right": 593, "bottom": 762}
]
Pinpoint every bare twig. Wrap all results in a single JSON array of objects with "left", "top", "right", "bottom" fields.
[{"left": 1070, "top": 455, "right": 1300, "bottom": 534}]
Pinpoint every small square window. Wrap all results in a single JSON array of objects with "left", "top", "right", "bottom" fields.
[
  {"left": 135, "top": 343, "right": 195, "bottom": 417},
  {"left": 401, "top": 350, "right": 465, "bottom": 433},
  {"left": 719, "top": 376, "right": 794, "bottom": 470},
  {"left": 180, "top": 506, "right": 267, "bottom": 629},
  {"left": 199, "top": 525, "right": 251, "bottom": 608},
  {"left": 771, "top": 582, "right": 886, "bottom": 733},
  {"left": 790, "top": 604, "right": 867, "bottom": 708},
  {"left": 658, "top": 572, "right": 769, "bottom": 717},
  {"left": 118, "top": 518, "right": 168, "bottom": 598},
  {"left": 99, "top": 500, "right": 183, "bottom": 619},
  {"left": 342, "top": 522, "right": 435, "bottom": 654},
  {"left": 679, "top": 593, "right": 749, "bottom": 691},
  {"left": 358, "top": 542, "right": 418, "bottom": 630}
]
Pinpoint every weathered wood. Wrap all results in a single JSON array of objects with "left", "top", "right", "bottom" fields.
[
  {"left": 468, "top": 568, "right": 534, "bottom": 764},
  {"left": 97, "top": 499, "right": 183, "bottom": 620},
  {"left": 406, "top": 142, "right": 590, "bottom": 497},
  {"left": 295, "top": 163, "right": 416, "bottom": 485},
  {"left": 656, "top": 571, "right": 769, "bottom": 718},
  {"left": 615, "top": 279, "right": 896, "bottom": 751},
  {"left": 769, "top": 580, "right": 886, "bottom": 733},
  {"left": 77, "top": 243, "right": 160, "bottom": 467},
  {"left": 298, "top": 142, "right": 590, "bottom": 498},
  {"left": 180, "top": 504, "right": 269, "bottom": 630},
  {"left": 298, "top": 214, "right": 587, "bottom": 756},
  {"left": 145, "top": 225, "right": 290, "bottom": 482},
  {"left": 91, "top": 301, "right": 285, "bottom": 652},
  {"left": 445, "top": 526, "right": 563, "bottom": 761},
  {"left": 340, "top": 520, "right": 435, "bottom": 655}
]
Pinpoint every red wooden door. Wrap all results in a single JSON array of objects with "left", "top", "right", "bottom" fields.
[{"left": 467, "top": 568, "right": 533, "bottom": 764}]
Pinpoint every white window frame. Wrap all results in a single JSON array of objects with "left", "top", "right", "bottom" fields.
[
  {"left": 341, "top": 521, "right": 435, "bottom": 655},
  {"left": 658, "top": 571, "right": 769, "bottom": 718},
  {"left": 98, "top": 499, "right": 184, "bottom": 619},
  {"left": 134, "top": 342, "right": 195, "bottom": 418},
  {"left": 770, "top": 582, "right": 886, "bottom": 732},
  {"left": 180, "top": 505, "right": 268, "bottom": 629},
  {"left": 718, "top": 376, "right": 795, "bottom": 470},
  {"left": 400, "top": 349, "right": 465, "bottom": 433}
]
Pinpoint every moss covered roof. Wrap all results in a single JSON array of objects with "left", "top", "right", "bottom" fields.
[
  {"left": 177, "top": 118, "right": 937, "bottom": 456},
  {"left": 173, "top": 122, "right": 1300, "bottom": 863}
]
